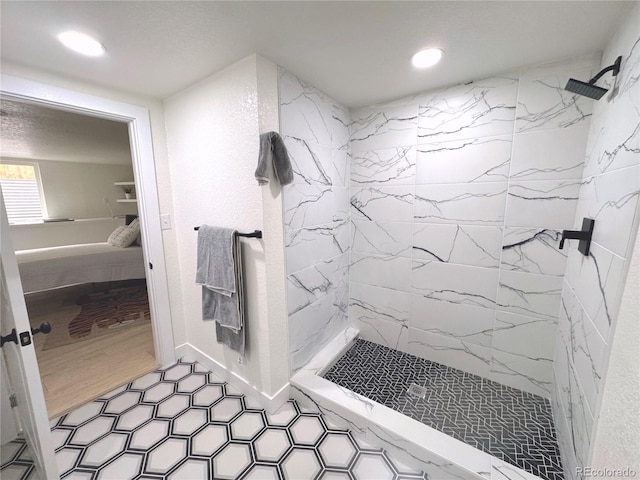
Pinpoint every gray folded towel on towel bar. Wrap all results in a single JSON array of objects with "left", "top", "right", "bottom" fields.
[
  {"left": 195, "top": 225, "right": 245, "bottom": 355},
  {"left": 255, "top": 131, "right": 293, "bottom": 186}
]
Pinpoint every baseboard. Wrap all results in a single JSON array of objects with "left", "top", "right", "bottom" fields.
[{"left": 174, "top": 343, "right": 289, "bottom": 413}]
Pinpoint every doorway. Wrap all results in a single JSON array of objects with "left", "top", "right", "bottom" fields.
[
  {"left": 0, "top": 73, "right": 175, "bottom": 478},
  {"left": 1, "top": 99, "right": 159, "bottom": 418}
]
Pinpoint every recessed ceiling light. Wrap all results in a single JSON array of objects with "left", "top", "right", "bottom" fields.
[
  {"left": 411, "top": 48, "right": 443, "bottom": 69},
  {"left": 57, "top": 31, "right": 105, "bottom": 57}
]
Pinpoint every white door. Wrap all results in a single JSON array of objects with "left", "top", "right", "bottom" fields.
[{"left": 0, "top": 194, "right": 58, "bottom": 479}]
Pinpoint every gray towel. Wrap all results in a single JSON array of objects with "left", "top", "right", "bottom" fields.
[
  {"left": 195, "top": 225, "right": 245, "bottom": 354},
  {"left": 255, "top": 131, "right": 293, "bottom": 186}
]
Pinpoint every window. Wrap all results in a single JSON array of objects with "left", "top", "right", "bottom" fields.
[{"left": 0, "top": 163, "right": 47, "bottom": 224}]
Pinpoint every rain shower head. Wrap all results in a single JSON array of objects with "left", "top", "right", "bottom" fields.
[
  {"left": 564, "top": 79, "right": 608, "bottom": 100},
  {"left": 564, "top": 56, "right": 622, "bottom": 100}
]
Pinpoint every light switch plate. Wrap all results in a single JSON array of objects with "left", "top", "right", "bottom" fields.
[{"left": 160, "top": 214, "right": 172, "bottom": 230}]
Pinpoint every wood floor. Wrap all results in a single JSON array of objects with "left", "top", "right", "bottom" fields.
[{"left": 33, "top": 322, "right": 157, "bottom": 419}]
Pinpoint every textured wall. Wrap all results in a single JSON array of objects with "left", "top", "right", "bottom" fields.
[
  {"left": 590, "top": 228, "right": 639, "bottom": 476},
  {"left": 348, "top": 55, "right": 599, "bottom": 397},
  {"left": 552, "top": 7, "right": 640, "bottom": 478},
  {"left": 279, "top": 69, "right": 351, "bottom": 373},
  {"left": 164, "top": 55, "right": 288, "bottom": 397}
]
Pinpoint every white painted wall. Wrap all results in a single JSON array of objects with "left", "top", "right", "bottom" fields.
[
  {"left": 590, "top": 228, "right": 640, "bottom": 474},
  {"left": 4, "top": 156, "right": 138, "bottom": 249},
  {"left": 0, "top": 61, "right": 186, "bottom": 351},
  {"left": 35, "top": 158, "right": 136, "bottom": 219},
  {"left": 10, "top": 217, "right": 125, "bottom": 250},
  {"left": 164, "top": 54, "right": 289, "bottom": 399}
]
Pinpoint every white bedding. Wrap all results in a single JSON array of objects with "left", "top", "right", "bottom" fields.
[{"left": 16, "top": 243, "right": 145, "bottom": 294}]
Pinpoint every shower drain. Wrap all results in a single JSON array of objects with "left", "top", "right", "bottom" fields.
[{"left": 407, "top": 383, "right": 427, "bottom": 399}]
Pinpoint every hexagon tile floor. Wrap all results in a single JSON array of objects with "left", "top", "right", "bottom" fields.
[
  {"left": 1, "top": 438, "right": 35, "bottom": 480},
  {"left": 42, "top": 359, "right": 428, "bottom": 479}
]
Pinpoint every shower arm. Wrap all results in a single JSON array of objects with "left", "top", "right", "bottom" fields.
[{"left": 588, "top": 56, "right": 622, "bottom": 85}]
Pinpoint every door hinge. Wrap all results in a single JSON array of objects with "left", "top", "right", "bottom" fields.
[{"left": 9, "top": 394, "right": 17, "bottom": 408}]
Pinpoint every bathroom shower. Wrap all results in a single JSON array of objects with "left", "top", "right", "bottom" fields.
[{"left": 565, "top": 55, "right": 622, "bottom": 99}]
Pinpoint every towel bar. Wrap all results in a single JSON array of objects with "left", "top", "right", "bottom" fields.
[{"left": 194, "top": 227, "right": 262, "bottom": 239}]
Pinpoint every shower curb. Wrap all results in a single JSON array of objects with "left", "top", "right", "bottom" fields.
[{"left": 290, "top": 327, "right": 543, "bottom": 480}]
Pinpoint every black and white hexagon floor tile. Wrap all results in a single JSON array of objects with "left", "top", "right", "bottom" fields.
[{"left": 24, "top": 360, "right": 428, "bottom": 479}]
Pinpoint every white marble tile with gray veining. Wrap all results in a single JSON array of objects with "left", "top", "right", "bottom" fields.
[
  {"left": 564, "top": 352, "right": 594, "bottom": 469},
  {"left": 352, "top": 220, "right": 412, "bottom": 257},
  {"left": 411, "top": 261, "right": 499, "bottom": 309},
  {"left": 406, "top": 328, "right": 492, "bottom": 379},
  {"left": 572, "top": 165, "right": 640, "bottom": 258},
  {"left": 416, "top": 136, "right": 511, "bottom": 184},
  {"left": 500, "top": 228, "right": 567, "bottom": 276},
  {"left": 350, "top": 186, "right": 414, "bottom": 222},
  {"left": 515, "top": 71, "right": 594, "bottom": 133},
  {"left": 414, "top": 183, "right": 507, "bottom": 225},
  {"left": 284, "top": 135, "right": 350, "bottom": 187},
  {"left": 413, "top": 224, "right": 502, "bottom": 268},
  {"left": 352, "top": 316, "right": 409, "bottom": 352},
  {"left": 489, "top": 349, "right": 553, "bottom": 398},
  {"left": 351, "top": 146, "right": 416, "bottom": 185},
  {"left": 285, "top": 220, "right": 349, "bottom": 274},
  {"left": 410, "top": 294, "right": 494, "bottom": 347},
  {"left": 283, "top": 135, "right": 335, "bottom": 186},
  {"left": 289, "top": 285, "right": 348, "bottom": 372},
  {"left": 491, "top": 459, "right": 542, "bottom": 480},
  {"left": 365, "top": 419, "right": 489, "bottom": 480},
  {"left": 283, "top": 185, "right": 349, "bottom": 230},
  {"left": 492, "top": 311, "right": 557, "bottom": 363},
  {"left": 350, "top": 252, "right": 412, "bottom": 292},
  {"left": 418, "top": 76, "right": 518, "bottom": 143},
  {"left": 350, "top": 104, "right": 418, "bottom": 153},
  {"left": 582, "top": 37, "right": 640, "bottom": 177},
  {"left": 558, "top": 284, "right": 607, "bottom": 415},
  {"left": 279, "top": 68, "right": 350, "bottom": 150},
  {"left": 497, "top": 271, "right": 563, "bottom": 320},
  {"left": 551, "top": 340, "right": 579, "bottom": 480},
  {"left": 350, "top": 282, "right": 411, "bottom": 326},
  {"left": 331, "top": 147, "right": 350, "bottom": 187},
  {"left": 564, "top": 242, "right": 625, "bottom": 342},
  {"left": 286, "top": 252, "right": 349, "bottom": 315},
  {"left": 510, "top": 127, "right": 589, "bottom": 181},
  {"left": 504, "top": 180, "right": 581, "bottom": 229}
]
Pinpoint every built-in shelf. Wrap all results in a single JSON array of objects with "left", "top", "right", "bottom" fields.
[{"left": 115, "top": 181, "right": 136, "bottom": 202}]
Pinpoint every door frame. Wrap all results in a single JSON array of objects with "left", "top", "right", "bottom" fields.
[{"left": 0, "top": 74, "right": 176, "bottom": 367}]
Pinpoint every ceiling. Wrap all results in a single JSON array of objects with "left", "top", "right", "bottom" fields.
[
  {"left": 0, "top": 1, "right": 631, "bottom": 108},
  {"left": 0, "top": 99, "right": 132, "bottom": 165}
]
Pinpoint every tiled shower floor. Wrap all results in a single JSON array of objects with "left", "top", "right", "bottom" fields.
[
  {"left": 46, "top": 358, "right": 428, "bottom": 479},
  {"left": 324, "top": 339, "right": 563, "bottom": 480}
]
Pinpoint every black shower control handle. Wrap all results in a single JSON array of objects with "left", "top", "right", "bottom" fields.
[{"left": 559, "top": 218, "right": 595, "bottom": 256}]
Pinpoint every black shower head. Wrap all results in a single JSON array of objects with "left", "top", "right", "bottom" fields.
[
  {"left": 564, "top": 56, "right": 622, "bottom": 100},
  {"left": 564, "top": 78, "right": 608, "bottom": 100}
]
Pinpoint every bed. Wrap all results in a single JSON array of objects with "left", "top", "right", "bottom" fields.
[{"left": 16, "top": 243, "right": 146, "bottom": 294}]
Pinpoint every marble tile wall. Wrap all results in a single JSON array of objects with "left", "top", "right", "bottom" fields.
[
  {"left": 348, "top": 55, "right": 601, "bottom": 398},
  {"left": 551, "top": 10, "right": 640, "bottom": 480},
  {"left": 279, "top": 69, "right": 351, "bottom": 373}
]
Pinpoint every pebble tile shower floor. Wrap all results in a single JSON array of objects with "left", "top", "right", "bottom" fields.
[
  {"left": 40, "top": 359, "right": 428, "bottom": 479},
  {"left": 324, "top": 339, "right": 563, "bottom": 480}
]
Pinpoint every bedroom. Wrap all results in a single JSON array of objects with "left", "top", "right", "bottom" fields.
[{"left": 0, "top": 99, "right": 156, "bottom": 419}]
